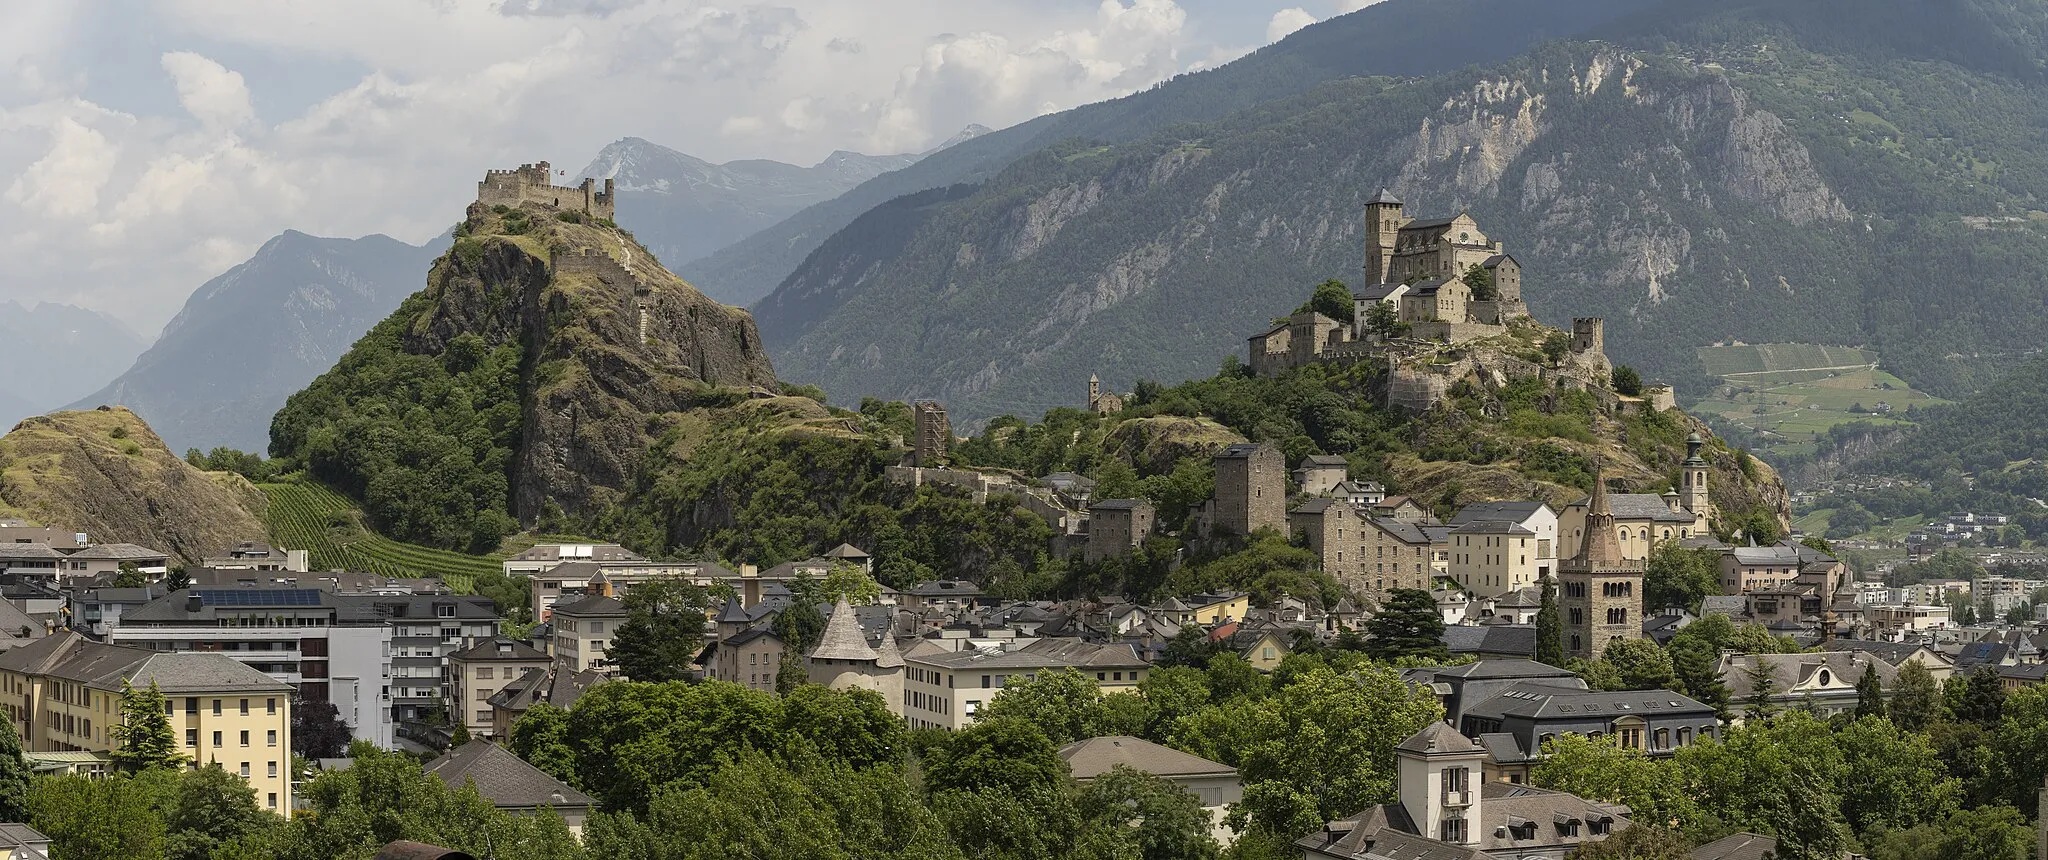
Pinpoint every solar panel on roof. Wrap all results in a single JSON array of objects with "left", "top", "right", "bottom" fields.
[{"left": 196, "top": 589, "right": 322, "bottom": 607}]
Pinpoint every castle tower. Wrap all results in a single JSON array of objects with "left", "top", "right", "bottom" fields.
[
  {"left": 1681, "top": 433, "right": 1711, "bottom": 517},
  {"left": 1395, "top": 722, "right": 1486, "bottom": 846},
  {"left": 1559, "top": 467, "right": 1646, "bottom": 661},
  {"left": 806, "top": 596, "right": 900, "bottom": 704},
  {"left": 912, "top": 401, "right": 950, "bottom": 468},
  {"left": 1211, "top": 443, "right": 1287, "bottom": 538},
  {"left": 1363, "top": 188, "right": 1405, "bottom": 285}
]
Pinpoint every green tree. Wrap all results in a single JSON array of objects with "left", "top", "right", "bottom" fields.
[
  {"left": 816, "top": 564, "right": 882, "bottom": 606},
  {"left": 1742, "top": 658, "right": 1778, "bottom": 722},
  {"left": 1644, "top": 541, "right": 1720, "bottom": 613},
  {"left": 27, "top": 772, "right": 175, "bottom": 860},
  {"left": 1668, "top": 636, "right": 1730, "bottom": 718},
  {"left": 1565, "top": 824, "right": 1692, "bottom": 859},
  {"left": 1864, "top": 805, "right": 2034, "bottom": 860},
  {"left": 1599, "top": 638, "right": 1678, "bottom": 691},
  {"left": 1362, "top": 301, "right": 1408, "bottom": 339},
  {"left": 1854, "top": 663, "right": 1887, "bottom": 720},
  {"left": 610, "top": 578, "right": 711, "bottom": 683},
  {"left": 1532, "top": 733, "right": 1696, "bottom": 829},
  {"left": 924, "top": 718, "right": 1067, "bottom": 795},
  {"left": 564, "top": 681, "right": 785, "bottom": 814},
  {"left": 1461, "top": 264, "right": 1498, "bottom": 301},
  {"left": 165, "top": 763, "right": 276, "bottom": 860},
  {"left": 1541, "top": 331, "right": 1572, "bottom": 364},
  {"left": 112, "top": 562, "right": 150, "bottom": 588},
  {"left": 0, "top": 712, "right": 29, "bottom": 822},
  {"left": 1534, "top": 575, "right": 1564, "bottom": 667},
  {"left": 1673, "top": 712, "right": 1852, "bottom": 860},
  {"left": 978, "top": 668, "right": 1111, "bottom": 744},
  {"left": 1833, "top": 716, "right": 1959, "bottom": 835},
  {"left": 777, "top": 685, "right": 906, "bottom": 770},
  {"left": 1136, "top": 667, "right": 1211, "bottom": 740},
  {"left": 1953, "top": 666, "right": 2006, "bottom": 726},
  {"left": 1362, "top": 589, "right": 1446, "bottom": 662},
  {"left": 1295, "top": 279, "right": 1356, "bottom": 324},
  {"left": 1171, "top": 665, "right": 1441, "bottom": 839},
  {"left": 1160, "top": 624, "right": 1222, "bottom": 669},
  {"left": 507, "top": 702, "right": 579, "bottom": 787},
  {"left": 1075, "top": 765, "right": 1221, "bottom": 860},
  {"left": 450, "top": 722, "right": 471, "bottom": 748},
  {"left": 1204, "top": 653, "right": 1269, "bottom": 704},
  {"left": 109, "top": 680, "right": 186, "bottom": 772},
  {"left": 1888, "top": 660, "right": 1941, "bottom": 732},
  {"left": 1612, "top": 366, "right": 1644, "bottom": 397}
]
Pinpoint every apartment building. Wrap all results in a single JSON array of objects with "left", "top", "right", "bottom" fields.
[
  {"left": 108, "top": 588, "right": 393, "bottom": 749},
  {"left": 360, "top": 594, "right": 500, "bottom": 727},
  {"left": 900, "top": 638, "right": 1150, "bottom": 730},
  {"left": 447, "top": 638, "right": 550, "bottom": 739},
  {"left": 1447, "top": 521, "right": 1543, "bottom": 598},
  {"left": 548, "top": 595, "right": 626, "bottom": 675},
  {"left": 0, "top": 631, "right": 295, "bottom": 811}
]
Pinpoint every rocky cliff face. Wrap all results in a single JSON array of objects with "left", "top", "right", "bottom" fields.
[
  {"left": 418, "top": 205, "right": 780, "bottom": 523},
  {"left": 758, "top": 44, "right": 1871, "bottom": 422},
  {"left": 0, "top": 408, "right": 267, "bottom": 564}
]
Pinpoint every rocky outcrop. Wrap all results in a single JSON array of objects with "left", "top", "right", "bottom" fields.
[
  {"left": 1102, "top": 416, "right": 1247, "bottom": 475},
  {"left": 0, "top": 407, "right": 267, "bottom": 565},
  {"left": 421, "top": 206, "right": 779, "bottom": 523}
]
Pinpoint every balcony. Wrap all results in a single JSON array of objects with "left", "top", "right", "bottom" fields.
[{"left": 1442, "top": 790, "right": 1469, "bottom": 808}]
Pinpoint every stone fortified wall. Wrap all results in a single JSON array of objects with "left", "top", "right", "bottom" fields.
[{"left": 478, "top": 161, "right": 616, "bottom": 220}]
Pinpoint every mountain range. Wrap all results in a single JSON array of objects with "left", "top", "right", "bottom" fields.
[
  {"left": 69, "top": 231, "right": 447, "bottom": 452},
  {"left": 749, "top": 0, "right": 2048, "bottom": 424},
  {"left": 579, "top": 133, "right": 985, "bottom": 297},
  {"left": 0, "top": 302, "right": 145, "bottom": 431}
]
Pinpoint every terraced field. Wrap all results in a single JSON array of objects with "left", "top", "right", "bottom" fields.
[
  {"left": 1692, "top": 343, "right": 1948, "bottom": 460},
  {"left": 258, "top": 479, "right": 500, "bottom": 592}
]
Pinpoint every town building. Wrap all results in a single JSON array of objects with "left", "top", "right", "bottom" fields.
[
  {"left": 1558, "top": 435, "right": 1713, "bottom": 561},
  {"left": 1447, "top": 520, "right": 1542, "bottom": 599},
  {"left": 1718, "top": 651, "right": 1898, "bottom": 722},
  {"left": 1558, "top": 474, "right": 1646, "bottom": 660},
  {"left": 547, "top": 594, "right": 626, "bottom": 675},
  {"left": 1061, "top": 736, "right": 1241, "bottom": 844},
  {"left": 1459, "top": 686, "right": 1718, "bottom": 783},
  {"left": 200, "top": 541, "right": 310, "bottom": 573},
  {"left": 56, "top": 544, "right": 170, "bottom": 582},
  {"left": 1290, "top": 500, "right": 1364, "bottom": 592},
  {"left": 425, "top": 740, "right": 596, "bottom": 837},
  {"left": 485, "top": 663, "right": 606, "bottom": 738},
  {"left": 1198, "top": 443, "right": 1286, "bottom": 539},
  {"left": 1362, "top": 516, "right": 1441, "bottom": 596},
  {"left": 1298, "top": 722, "right": 1627, "bottom": 860},
  {"left": 900, "top": 638, "right": 1148, "bottom": 730},
  {"left": 0, "top": 520, "right": 86, "bottom": 548},
  {"left": 701, "top": 599, "right": 786, "bottom": 692},
  {"left": 360, "top": 594, "right": 500, "bottom": 730},
  {"left": 806, "top": 598, "right": 904, "bottom": 704},
  {"left": 1086, "top": 500, "right": 1155, "bottom": 563},
  {"left": 0, "top": 631, "right": 294, "bottom": 812},
  {"left": 108, "top": 588, "right": 393, "bottom": 749},
  {"left": 1294, "top": 455, "right": 1350, "bottom": 497},
  {"left": 447, "top": 638, "right": 551, "bottom": 739}
]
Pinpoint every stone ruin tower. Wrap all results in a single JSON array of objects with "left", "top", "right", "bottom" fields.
[
  {"left": 912, "top": 401, "right": 950, "bottom": 468},
  {"left": 477, "top": 160, "right": 616, "bottom": 220},
  {"left": 1571, "top": 318, "right": 1612, "bottom": 377}
]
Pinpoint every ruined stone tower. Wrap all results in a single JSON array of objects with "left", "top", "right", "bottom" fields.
[
  {"left": 1209, "top": 443, "right": 1286, "bottom": 539},
  {"left": 477, "top": 161, "right": 616, "bottom": 220},
  {"left": 1560, "top": 468, "right": 1646, "bottom": 660},
  {"left": 912, "top": 401, "right": 950, "bottom": 468}
]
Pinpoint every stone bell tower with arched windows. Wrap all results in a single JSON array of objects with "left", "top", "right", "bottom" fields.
[{"left": 1559, "top": 468, "right": 1646, "bottom": 661}]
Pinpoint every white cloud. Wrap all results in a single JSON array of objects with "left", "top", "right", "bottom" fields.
[
  {"left": 1266, "top": 8, "right": 1316, "bottom": 42},
  {"left": 0, "top": 0, "right": 1305, "bottom": 334},
  {"left": 160, "top": 51, "right": 254, "bottom": 130},
  {"left": 1332, "top": 0, "right": 1388, "bottom": 12}
]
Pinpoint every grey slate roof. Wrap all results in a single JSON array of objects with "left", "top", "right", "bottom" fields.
[
  {"left": 0, "top": 544, "right": 63, "bottom": 560},
  {"left": 811, "top": 597, "right": 880, "bottom": 662},
  {"left": 1449, "top": 501, "right": 1552, "bottom": 525},
  {"left": 1442, "top": 624, "right": 1536, "bottom": 657},
  {"left": 1369, "top": 187, "right": 1403, "bottom": 205},
  {"left": 1368, "top": 517, "right": 1435, "bottom": 545},
  {"left": 425, "top": 741, "right": 594, "bottom": 810},
  {"left": 1699, "top": 595, "right": 1748, "bottom": 618},
  {"left": 1568, "top": 493, "right": 1698, "bottom": 523},
  {"left": 1450, "top": 520, "right": 1535, "bottom": 536},
  {"left": 549, "top": 594, "right": 626, "bottom": 618},
  {"left": 1090, "top": 499, "right": 1150, "bottom": 511},
  {"left": 1059, "top": 735, "right": 1236, "bottom": 780},
  {"left": 449, "top": 637, "right": 549, "bottom": 663},
  {"left": 1464, "top": 683, "right": 1711, "bottom": 722},
  {"left": 1718, "top": 651, "right": 1897, "bottom": 701},
  {"left": 65, "top": 542, "right": 169, "bottom": 560},
  {"left": 0, "top": 630, "right": 287, "bottom": 693},
  {"left": 1396, "top": 721, "right": 1484, "bottom": 755},
  {"left": 1301, "top": 455, "right": 1349, "bottom": 468},
  {"left": 1691, "top": 832, "right": 1779, "bottom": 860},
  {"left": 129, "top": 652, "right": 292, "bottom": 693}
]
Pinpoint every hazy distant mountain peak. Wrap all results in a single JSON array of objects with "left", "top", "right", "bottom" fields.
[{"left": 930, "top": 124, "right": 993, "bottom": 153}]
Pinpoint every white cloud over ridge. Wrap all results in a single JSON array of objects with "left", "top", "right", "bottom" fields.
[{"left": 0, "top": 0, "right": 1320, "bottom": 333}]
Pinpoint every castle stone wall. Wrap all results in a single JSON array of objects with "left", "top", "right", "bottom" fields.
[{"left": 478, "top": 161, "right": 616, "bottom": 219}]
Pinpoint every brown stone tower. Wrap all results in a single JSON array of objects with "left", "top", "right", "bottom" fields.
[
  {"left": 1560, "top": 468, "right": 1646, "bottom": 660},
  {"left": 1211, "top": 443, "right": 1287, "bottom": 538},
  {"left": 1681, "top": 432, "right": 1711, "bottom": 518},
  {"left": 1363, "top": 187, "right": 1405, "bottom": 286},
  {"left": 912, "top": 401, "right": 950, "bottom": 468}
]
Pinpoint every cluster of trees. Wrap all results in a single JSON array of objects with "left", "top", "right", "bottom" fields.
[{"left": 270, "top": 296, "right": 526, "bottom": 553}]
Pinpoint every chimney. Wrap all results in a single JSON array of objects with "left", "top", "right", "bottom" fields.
[{"left": 185, "top": 593, "right": 203, "bottom": 613}]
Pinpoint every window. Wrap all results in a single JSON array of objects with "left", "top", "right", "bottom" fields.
[
  {"left": 478, "top": 667, "right": 494, "bottom": 680},
  {"left": 1439, "top": 818, "right": 1466, "bottom": 843},
  {"left": 240, "top": 730, "right": 250, "bottom": 746},
  {"left": 1653, "top": 728, "right": 1669, "bottom": 750},
  {"left": 266, "top": 698, "right": 277, "bottom": 715},
  {"left": 212, "top": 731, "right": 223, "bottom": 747},
  {"left": 1619, "top": 727, "right": 1642, "bottom": 750},
  {"left": 212, "top": 699, "right": 222, "bottom": 716},
  {"left": 268, "top": 793, "right": 277, "bottom": 808},
  {"left": 185, "top": 729, "right": 198, "bottom": 747},
  {"left": 240, "top": 762, "right": 250, "bottom": 778},
  {"left": 267, "top": 730, "right": 279, "bottom": 747},
  {"left": 268, "top": 761, "right": 278, "bottom": 778},
  {"left": 186, "top": 697, "right": 199, "bottom": 715},
  {"left": 476, "top": 710, "right": 491, "bottom": 723}
]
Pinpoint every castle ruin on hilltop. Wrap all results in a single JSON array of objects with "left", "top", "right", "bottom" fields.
[
  {"left": 1249, "top": 189, "right": 1673, "bottom": 414},
  {"left": 477, "top": 161, "right": 616, "bottom": 220}
]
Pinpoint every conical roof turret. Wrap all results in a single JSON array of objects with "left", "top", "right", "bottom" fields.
[{"left": 809, "top": 596, "right": 880, "bottom": 662}]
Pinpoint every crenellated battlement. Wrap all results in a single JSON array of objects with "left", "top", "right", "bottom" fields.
[{"left": 478, "top": 160, "right": 615, "bottom": 219}]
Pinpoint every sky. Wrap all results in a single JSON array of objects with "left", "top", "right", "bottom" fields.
[{"left": 0, "top": 0, "right": 1384, "bottom": 336}]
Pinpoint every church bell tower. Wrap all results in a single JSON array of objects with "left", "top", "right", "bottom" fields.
[{"left": 1364, "top": 187, "right": 1404, "bottom": 285}]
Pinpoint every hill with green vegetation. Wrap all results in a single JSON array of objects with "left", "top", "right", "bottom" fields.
[
  {"left": 753, "top": 0, "right": 2048, "bottom": 426},
  {"left": 0, "top": 408, "right": 266, "bottom": 565},
  {"left": 1690, "top": 342, "right": 1947, "bottom": 461}
]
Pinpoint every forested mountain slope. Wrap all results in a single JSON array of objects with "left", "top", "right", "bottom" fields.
[
  {"left": 680, "top": 0, "right": 1648, "bottom": 306},
  {"left": 756, "top": 0, "right": 2048, "bottom": 423}
]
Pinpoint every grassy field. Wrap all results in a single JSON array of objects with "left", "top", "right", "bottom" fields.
[
  {"left": 1793, "top": 508, "right": 1926, "bottom": 542},
  {"left": 1693, "top": 343, "right": 1948, "bottom": 459},
  {"left": 257, "top": 479, "right": 502, "bottom": 593}
]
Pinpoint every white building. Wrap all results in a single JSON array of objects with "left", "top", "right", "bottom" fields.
[{"left": 109, "top": 588, "right": 394, "bottom": 748}]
